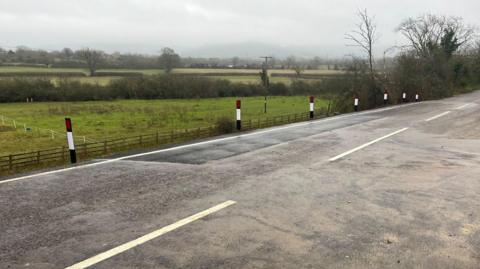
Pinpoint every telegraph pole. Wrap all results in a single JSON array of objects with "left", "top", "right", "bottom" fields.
[{"left": 260, "top": 56, "right": 272, "bottom": 113}]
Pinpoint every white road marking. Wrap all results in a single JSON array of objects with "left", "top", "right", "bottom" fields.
[
  {"left": 1, "top": 103, "right": 421, "bottom": 185},
  {"left": 447, "top": 149, "right": 480, "bottom": 156},
  {"left": 328, "top": 128, "right": 409, "bottom": 162},
  {"left": 65, "top": 200, "right": 236, "bottom": 269},
  {"left": 455, "top": 103, "right": 471, "bottom": 110},
  {"left": 425, "top": 111, "right": 451, "bottom": 122}
]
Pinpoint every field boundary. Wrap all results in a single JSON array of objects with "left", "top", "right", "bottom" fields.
[{"left": 0, "top": 108, "right": 328, "bottom": 175}]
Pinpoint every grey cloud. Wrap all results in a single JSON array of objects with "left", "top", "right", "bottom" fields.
[{"left": 0, "top": 0, "right": 478, "bottom": 57}]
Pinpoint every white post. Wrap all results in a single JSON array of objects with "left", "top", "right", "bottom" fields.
[
  {"left": 309, "top": 96, "right": 314, "bottom": 119},
  {"left": 354, "top": 97, "right": 359, "bottom": 112},
  {"left": 65, "top": 118, "right": 77, "bottom": 163},
  {"left": 236, "top": 100, "right": 241, "bottom": 130}
]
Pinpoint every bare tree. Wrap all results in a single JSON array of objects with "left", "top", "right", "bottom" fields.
[
  {"left": 397, "top": 15, "right": 476, "bottom": 58},
  {"left": 285, "top": 55, "right": 296, "bottom": 69},
  {"left": 345, "top": 9, "right": 378, "bottom": 80},
  {"left": 77, "top": 48, "right": 104, "bottom": 76},
  {"left": 62, "top": 48, "right": 74, "bottom": 58},
  {"left": 293, "top": 64, "right": 305, "bottom": 76},
  {"left": 159, "top": 47, "right": 181, "bottom": 74}
]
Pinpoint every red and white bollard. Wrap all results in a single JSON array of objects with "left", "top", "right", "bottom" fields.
[
  {"left": 383, "top": 91, "right": 388, "bottom": 105},
  {"left": 236, "top": 100, "right": 241, "bottom": 130},
  {"left": 402, "top": 92, "right": 407, "bottom": 103},
  {"left": 415, "top": 93, "right": 419, "bottom": 102},
  {"left": 309, "top": 96, "right": 314, "bottom": 119},
  {"left": 65, "top": 118, "right": 77, "bottom": 164},
  {"left": 354, "top": 97, "right": 359, "bottom": 112}
]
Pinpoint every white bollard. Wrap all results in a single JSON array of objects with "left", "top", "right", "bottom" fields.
[
  {"left": 65, "top": 118, "right": 77, "bottom": 164},
  {"left": 236, "top": 100, "right": 241, "bottom": 130},
  {"left": 354, "top": 97, "right": 359, "bottom": 112},
  {"left": 309, "top": 96, "right": 314, "bottom": 119}
]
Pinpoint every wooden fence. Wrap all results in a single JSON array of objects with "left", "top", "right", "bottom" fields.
[{"left": 0, "top": 108, "right": 328, "bottom": 175}]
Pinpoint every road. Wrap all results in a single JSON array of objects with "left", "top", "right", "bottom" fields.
[{"left": 1, "top": 91, "right": 480, "bottom": 269}]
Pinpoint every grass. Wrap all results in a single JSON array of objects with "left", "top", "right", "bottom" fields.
[
  {"left": 0, "top": 66, "right": 344, "bottom": 85},
  {"left": 0, "top": 96, "right": 330, "bottom": 155},
  {"left": 0, "top": 66, "right": 343, "bottom": 75},
  {"left": 208, "top": 76, "right": 307, "bottom": 85}
]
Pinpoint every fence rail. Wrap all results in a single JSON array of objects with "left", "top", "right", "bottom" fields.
[{"left": 0, "top": 108, "right": 328, "bottom": 175}]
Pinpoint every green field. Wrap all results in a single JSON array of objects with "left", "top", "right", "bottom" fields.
[
  {"left": 0, "top": 66, "right": 344, "bottom": 85},
  {"left": 0, "top": 96, "right": 330, "bottom": 155},
  {"left": 0, "top": 66, "right": 343, "bottom": 75}
]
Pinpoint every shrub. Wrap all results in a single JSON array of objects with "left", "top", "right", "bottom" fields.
[{"left": 215, "top": 117, "right": 234, "bottom": 134}]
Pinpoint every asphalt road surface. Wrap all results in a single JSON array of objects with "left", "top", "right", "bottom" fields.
[{"left": 1, "top": 91, "right": 480, "bottom": 269}]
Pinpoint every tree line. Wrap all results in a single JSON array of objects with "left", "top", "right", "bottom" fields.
[
  {"left": 0, "top": 46, "right": 347, "bottom": 75},
  {"left": 332, "top": 11, "right": 479, "bottom": 112}
]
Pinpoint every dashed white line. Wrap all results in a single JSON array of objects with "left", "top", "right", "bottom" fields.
[
  {"left": 65, "top": 200, "right": 237, "bottom": 269},
  {"left": 0, "top": 103, "right": 421, "bottom": 185},
  {"left": 425, "top": 111, "right": 451, "bottom": 122},
  {"left": 455, "top": 103, "right": 471, "bottom": 110},
  {"left": 328, "top": 128, "right": 409, "bottom": 162}
]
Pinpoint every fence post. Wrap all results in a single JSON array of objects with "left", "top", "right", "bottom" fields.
[
  {"left": 156, "top": 131, "right": 159, "bottom": 144},
  {"left": 13, "top": 120, "right": 16, "bottom": 129},
  {"left": 139, "top": 135, "right": 142, "bottom": 145},
  {"left": 62, "top": 146, "right": 66, "bottom": 161},
  {"left": 1, "top": 115, "right": 4, "bottom": 125},
  {"left": 37, "top": 151, "right": 40, "bottom": 164},
  {"left": 9, "top": 155, "right": 12, "bottom": 170},
  {"left": 104, "top": 140, "right": 107, "bottom": 154}
]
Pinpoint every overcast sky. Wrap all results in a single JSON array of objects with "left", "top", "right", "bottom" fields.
[{"left": 0, "top": 0, "right": 479, "bottom": 57}]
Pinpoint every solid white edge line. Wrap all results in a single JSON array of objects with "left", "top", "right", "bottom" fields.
[
  {"left": 1, "top": 102, "right": 421, "bottom": 185},
  {"left": 65, "top": 200, "right": 237, "bottom": 269},
  {"left": 328, "top": 127, "right": 409, "bottom": 162},
  {"left": 425, "top": 111, "right": 451, "bottom": 122}
]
